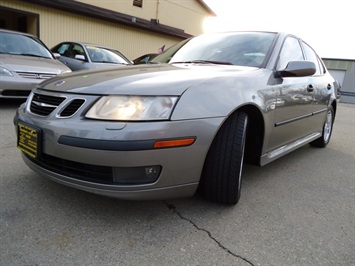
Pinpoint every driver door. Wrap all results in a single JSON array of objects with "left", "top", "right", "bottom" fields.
[{"left": 268, "top": 36, "right": 315, "bottom": 151}]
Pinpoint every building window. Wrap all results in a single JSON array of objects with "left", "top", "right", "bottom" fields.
[{"left": 133, "top": 0, "right": 143, "bottom": 7}]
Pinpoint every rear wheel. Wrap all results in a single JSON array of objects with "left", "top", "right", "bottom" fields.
[
  {"left": 201, "top": 112, "right": 248, "bottom": 205},
  {"left": 310, "top": 106, "right": 334, "bottom": 148}
]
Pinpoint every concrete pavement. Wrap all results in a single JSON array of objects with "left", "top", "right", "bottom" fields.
[{"left": 1, "top": 100, "right": 354, "bottom": 265}]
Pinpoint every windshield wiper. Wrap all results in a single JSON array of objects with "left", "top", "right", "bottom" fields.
[
  {"left": 19, "top": 53, "right": 51, "bottom": 59},
  {"left": 172, "top": 60, "right": 233, "bottom": 65},
  {"left": 94, "top": 61, "right": 128, "bottom": 65}
]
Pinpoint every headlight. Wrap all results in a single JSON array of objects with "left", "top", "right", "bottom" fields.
[
  {"left": 61, "top": 69, "right": 72, "bottom": 74},
  {"left": 0, "top": 66, "right": 13, "bottom": 76},
  {"left": 85, "top": 96, "right": 178, "bottom": 121}
]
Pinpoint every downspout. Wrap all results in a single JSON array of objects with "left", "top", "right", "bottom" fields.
[{"left": 156, "top": 0, "right": 160, "bottom": 20}]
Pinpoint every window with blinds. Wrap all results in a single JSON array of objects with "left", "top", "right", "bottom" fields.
[{"left": 133, "top": 0, "right": 143, "bottom": 7}]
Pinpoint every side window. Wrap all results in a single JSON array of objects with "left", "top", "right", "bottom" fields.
[
  {"left": 54, "top": 43, "right": 70, "bottom": 56},
  {"left": 302, "top": 41, "right": 321, "bottom": 75},
  {"left": 277, "top": 37, "right": 304, "bottom": 70},
  {"left": 72, "top": 44, "right": 86, "bottom": 60}
]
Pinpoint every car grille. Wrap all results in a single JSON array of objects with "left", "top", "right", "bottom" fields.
[
  {"left": 26, "top": 153, "right": 114, "bottom": 184},
  {"left": 30, "top": 93, "right": 66, "bottom": 116},
  {"left": 17, "top": 72, "right": 57, "bottom": 79},
  {"left": 59, "top": 99, "right": 86, "bottom": 117},
  {"left": 30, "top": 93, "right": 85, "bottom": 117}
]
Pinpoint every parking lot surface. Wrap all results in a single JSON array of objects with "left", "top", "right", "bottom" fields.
[{"left": 1, "top": 100, "right": 354, "bottom": 265}]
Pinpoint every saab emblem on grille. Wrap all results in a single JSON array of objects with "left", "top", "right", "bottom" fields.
[{"left": 55, "top": 80, "right": 66, "bottom": 86}]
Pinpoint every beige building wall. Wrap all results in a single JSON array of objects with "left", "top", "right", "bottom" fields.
[
  {"left": 1, "top": 0, "right": 204, "bottom": 60},
  {"left": 157, "top": 0, "right": 208, "bottom": 35},
  {"left": 75, "top": 0, "right": 209, "bottom": 36}
]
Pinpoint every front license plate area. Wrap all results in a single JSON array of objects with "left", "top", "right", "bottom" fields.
[{"left": 17, "top": 121, "right": 42, "bottom": 159}]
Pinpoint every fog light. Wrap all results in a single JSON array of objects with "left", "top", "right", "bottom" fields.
[
  {"left": 145, "top": 166, "right": 159, "bottom": 179},
  {"left": 113, "top": 166, "right": 161, "bottom": 185}
]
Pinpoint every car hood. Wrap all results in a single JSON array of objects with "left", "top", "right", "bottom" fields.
[
  {"left": 38, "top": 64, "right": 259, "bottom": 95},
  {"left": 0, "top": 54, "right": 71, "bottom": 74}
]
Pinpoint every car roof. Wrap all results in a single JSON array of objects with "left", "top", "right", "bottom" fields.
[
  {"left": 57, "top": 41, "right": 115, "bottom": 50},
  {"left": 200, "top": 30, "right": 288, "bottom": 39},
  {"left": 0, "top": 28, "right": 38, "bottom": 38}
]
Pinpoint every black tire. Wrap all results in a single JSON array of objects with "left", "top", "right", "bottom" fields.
[
  {"left": 201, "top": 112, "right": 248, "bottom": 205},
  {"left": 310, "top": 106, "right": 334, "bottom": 148}
]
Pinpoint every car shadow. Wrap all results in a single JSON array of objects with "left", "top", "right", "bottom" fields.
[
  {"left": 21, "top": 144, "right": 315, "bottom": 217},
  {"left": 0, "top": 98, "right": 26, "bottom": 108},
  {"left": 9, "top": 135, "right": 345, "bottom": 231}
]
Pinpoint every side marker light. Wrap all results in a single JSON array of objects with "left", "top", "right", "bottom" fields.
[{"left": 154, "top": 138, "right": 196, "bottom": 149}]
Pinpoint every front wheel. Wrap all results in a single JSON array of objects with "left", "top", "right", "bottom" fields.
[
  {"left": 201, "top": 112, "right": 248, "bottom": 205},
  {"left": 310, "top": 106, "right": 334, "bottom": 148}
]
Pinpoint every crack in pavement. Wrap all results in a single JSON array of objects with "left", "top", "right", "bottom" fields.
[{"left": 164, "top": 202, "right": 254, "bottom": 266}]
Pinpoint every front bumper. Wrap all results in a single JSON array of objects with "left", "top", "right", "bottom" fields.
[
  {"left": 15, "top": 100, "right": 224, "bottom": 200},
  {"left": 0, "top": 76, "right": 42, "bottom": 98},
  {"left": 22, "top": 153, "right": 199, "bottom": 200}
]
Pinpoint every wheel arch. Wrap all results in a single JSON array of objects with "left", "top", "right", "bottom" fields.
[
  {"left": 331, "top": 99, "right": 337, "bottom": 119},
  {"left": 237, "top": 104, "right": 265, "bottom": 165},
  {"left": 203, "top": 104, "right": 265, "bottom": 166}
]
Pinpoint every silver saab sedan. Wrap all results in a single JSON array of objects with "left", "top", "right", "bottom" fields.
[{"left": 14, "top": 31, "right": 338, "bottom": 205}]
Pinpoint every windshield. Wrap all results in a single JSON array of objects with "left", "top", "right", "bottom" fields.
[
  {"left": 0, "top": 32, "right": 53, "bottom": 58},
  {"left": 153, "top": 32, "right": 276, "bottom": 67},
  {"left": 86, "top": 46, "right": 130, "bottom": 64},
  {"left": 151, "top": 39, "right": 190, "bottom": 64}
]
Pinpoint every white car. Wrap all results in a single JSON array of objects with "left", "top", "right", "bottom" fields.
[{"left": 0, "top": 29, "right": 71, "bottom": 99}]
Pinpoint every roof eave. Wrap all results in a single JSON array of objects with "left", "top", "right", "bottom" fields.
[
  {"left": 196, "top": 0, "right": 216, "bottom": 16},
  {"left": 21, "top": 0, "right": 193, "bottom": 39}
]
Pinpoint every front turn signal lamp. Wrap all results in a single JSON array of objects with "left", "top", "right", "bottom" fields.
[{"left": 154, "top": 137, "right": 196, "bottom": 149}]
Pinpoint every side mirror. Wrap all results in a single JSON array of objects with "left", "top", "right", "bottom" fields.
[
  {"left": 75, "top": 54, "right": 86, "bottom": 61},
  {"left": 53, "top": 53, "right": 61, "bottom": 59},
  {"left": 278, "top": 61, "right": 316, "bottom": 77}
]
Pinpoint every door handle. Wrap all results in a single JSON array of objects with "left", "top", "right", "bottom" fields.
[{"left": 307, "top": 84, "right": 314, "bottom": 92}]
